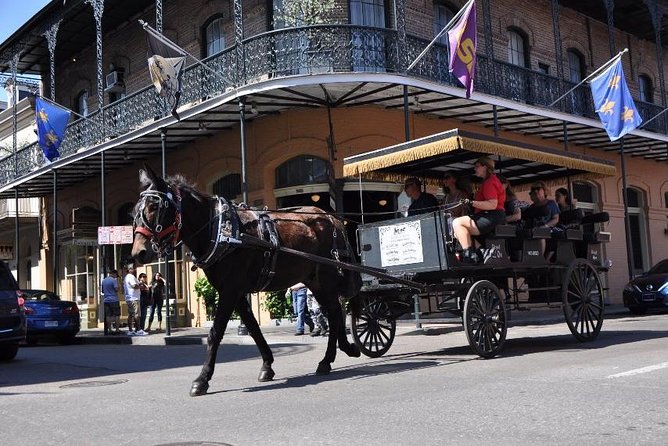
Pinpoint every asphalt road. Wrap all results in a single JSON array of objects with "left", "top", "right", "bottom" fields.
[{"left": 2, "top": 313, "right": 668, "bottom": 446}]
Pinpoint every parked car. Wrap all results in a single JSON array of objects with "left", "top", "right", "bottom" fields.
[
  {"left": 20, "top": 290, "right": 80, "bottom": 345},
  {"left": 0, "top": 261, "right": 26, "bottom": 361},
  {"left": 623, "top": 259, "right": 668, "bottom": 315}
]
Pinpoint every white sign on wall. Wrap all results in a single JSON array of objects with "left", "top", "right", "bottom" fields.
[
  {"left": 98, "top": 226, "right": 134, "bottom": 245},
  {"left": 378, "top": 220, "right": 423, "bottom": 267}
]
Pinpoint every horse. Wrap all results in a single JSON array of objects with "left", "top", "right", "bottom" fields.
[{"left": 131, "top": 165, "right": 362, "bottom": 396}]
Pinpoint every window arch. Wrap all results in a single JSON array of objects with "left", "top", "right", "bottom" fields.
[
  {"left": 567, "top": 49, "right": 585, "bottom": 83},
  {"left": 275, "top": 155, "right": 331, "bottom": 188},
  {"left": 75, "top": 90, "right": 88, "bottom": 117},
  {"left": 507, "top": 28, "right": 529, "bottom": 68},
  {"left": 203, "top": 15, "right": 225, "bottom": 58},
  {"left": 639, "top": 74, "right": 653, "bottom": 103},
  {"left": 116, "top": 202, "right": 135, "bottom": 226},
  {"left": 212, "top": 173, "right": 242, "bottom": 200},
  {"left": 349, "top": 0, "right": 388, "bottom": 27}
]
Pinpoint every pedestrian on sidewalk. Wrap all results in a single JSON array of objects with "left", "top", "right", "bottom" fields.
[
  {"left": 124, "top": 266, "right": 145, "bottom": 336},
  {"left": 147, "top": 272, "right": 165, "bottom": 332},
  {"left": 290, "top": 283, "right": 314, "bottom": 336},
  {"left": 307, "top": 288, "right": 328, "bottom": 336},
  {"left": 101, "top": 269, "right": 121, "bottom": 335},
  {"left": 138, "top": 272, "right": 151, "bottom": 334}
]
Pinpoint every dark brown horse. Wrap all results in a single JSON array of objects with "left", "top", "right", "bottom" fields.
[{"left": 131, "top": 166, "right": 362, "bottom": 396}]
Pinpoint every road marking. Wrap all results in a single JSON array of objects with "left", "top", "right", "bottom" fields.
[{"left": 608, "top": 361, "right": 668, "bottom": 379}]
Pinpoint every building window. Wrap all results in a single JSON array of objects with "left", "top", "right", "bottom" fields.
[
  {"left": 433, "top": 3, "right": 455, "bottom": 45},
  {"left": 538, "top": 63, "right": 550, "bottom": 74},
  {"left": 625, "top": 187, "right": 648, "bottom": 273},
  {"left": 205, "top": 17, "right": 225, "bottom": 57},
  {"left": 639, "top": 74, "right": 653, "bottom": 103},
  {"left": 212, "top": 173, "right": 242, "bottom": 200},
  {"left": 275, "top": 155, "right": 331, "bottom": 188},
  {"left": 664, "top": 191, "right": 668, "bottom": 208},
  {"left": 350, "top": 0, "right": 387, "bottom": 27},
  {"left": 507, "top": 29, "right": 528, "bottom": 68},
  {"left": 76, "top": 90, "right": 88, "bottom": 117},
  {"left": 567, "top": 49, "right": 585, "bottom": 83}
]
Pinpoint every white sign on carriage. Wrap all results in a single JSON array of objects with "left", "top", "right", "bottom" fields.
[{"left": 378, "top": 220, "right": 423, "bottom": 267}]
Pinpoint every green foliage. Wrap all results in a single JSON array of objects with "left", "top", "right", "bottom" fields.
[
  {"left": 274, "top": 0, "right": 337, "bottom": 27},
  {"left": 262, "top": 289, "right": 293, "bottom": 320},
  {"left": 194, "top": 276, "right": 219, "bottom": 321}
]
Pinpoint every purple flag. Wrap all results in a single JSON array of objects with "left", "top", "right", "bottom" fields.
[{"left": 448, "top": 0, "right": 477, "bottom": 98}]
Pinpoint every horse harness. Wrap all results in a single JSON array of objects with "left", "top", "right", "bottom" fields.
[{"left": 134, "top": 186, "right": 183, "bottom": 258}]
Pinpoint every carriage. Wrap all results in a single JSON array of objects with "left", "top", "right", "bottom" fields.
[{"left": 343, "top": 128, "right": 616, "bottom": 359}]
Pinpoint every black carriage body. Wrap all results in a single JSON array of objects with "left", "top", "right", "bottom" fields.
[{"left": 343, "top": 129, "right": 613, "bottom": 359}]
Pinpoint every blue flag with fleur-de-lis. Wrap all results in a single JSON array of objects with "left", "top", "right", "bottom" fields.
[
  {"left": 35, "top": 96, "right": 71, "bottom": 162},
  {"left": 590, "top": 57, "right": 642, "bottom": 141}
]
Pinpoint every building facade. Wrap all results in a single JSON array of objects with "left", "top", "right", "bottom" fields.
[{"left": 0, "top": 0, "right": 667, "bottom": 325}]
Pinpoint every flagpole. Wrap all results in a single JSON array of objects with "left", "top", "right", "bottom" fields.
[
  {"left": 548, "top": 48, "right": 628, "bottom": 107},
  {"left": 138, "top": 20, "right": 233, "bottom": 85},
  {"left": 406, "top": 0, "right": 474, "bottom": 72}
]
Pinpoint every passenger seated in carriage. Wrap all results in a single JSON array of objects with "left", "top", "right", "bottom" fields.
[
  {"left": 452, "top": 156, "right": 506, "bottom": 264},
  {"left": 403, "top": 177, "right": 439, "bottom": 216},
  {"left": 441, "top": 170, "right": 473, "bottom": 218},
  {"left": 525, "top": 181, "right": 560, "bottom": 230},
  {"left": 498, "top": 175, "right": 525, "bottom": 228}
]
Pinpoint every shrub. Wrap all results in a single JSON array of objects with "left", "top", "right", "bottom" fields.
[
  {"left": 262, "top": 289, "right": 293, "bottom": 320},
  {"left": 194, "top": 277, "right": 218, "bottom": 321}
]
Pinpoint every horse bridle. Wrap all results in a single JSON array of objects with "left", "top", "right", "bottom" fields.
[{"left": 134, "top": 185, "right": 183, "bottom": 258}]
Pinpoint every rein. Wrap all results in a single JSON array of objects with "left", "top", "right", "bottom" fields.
[{"left": 134, "top": 186, "right": 183, "bottom": 258}]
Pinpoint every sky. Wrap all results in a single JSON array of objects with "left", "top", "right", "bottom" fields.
[{"left": 1, "top": 0, "right": 51, "bottom": 101}]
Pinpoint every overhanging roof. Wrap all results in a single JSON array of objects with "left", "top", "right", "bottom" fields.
[{"left": 343, "top": 128, "right": 617, "bottom": 190}]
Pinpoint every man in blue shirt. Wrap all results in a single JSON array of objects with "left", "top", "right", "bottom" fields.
[
  {"left": 101, "top": 269, "right": 120, "bottom": 335},
  {"left": 404, "top": 177, "right": 439, "bottom": 217}
]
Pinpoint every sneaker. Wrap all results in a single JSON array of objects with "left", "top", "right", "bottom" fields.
[
  {"left": 136, "top": 330, "right": 148, "bottom": 336},
  {"left": 127, "top": 331, "right": 136, "bottom": 336},
  {"left": 310, "top": 329, "right": 321, "bottom": 337},
  {"left": 294, "top": 331, "right": 304, "bottom": 336}
]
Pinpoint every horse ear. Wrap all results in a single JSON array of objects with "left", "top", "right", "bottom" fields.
[{"left": 140, "top": 164, "right": 161, "bottom": 189}]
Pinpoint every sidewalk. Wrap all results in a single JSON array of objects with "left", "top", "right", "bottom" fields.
[{"left": 75, "top": 304, "right": 630, "bottom": 345}]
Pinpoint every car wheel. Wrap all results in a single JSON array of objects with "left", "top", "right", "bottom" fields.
[
  {"left": 628, "top": 305, "right": 647, "bottom": 315},
  {"left": 0, "top": 343, "right": 19, "bottom": 361},
  {"left": 58, "top": 333, "right": 77, "bottom": 345}
]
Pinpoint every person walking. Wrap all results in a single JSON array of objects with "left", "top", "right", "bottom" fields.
[
  {"left": 307, "top": 288, "right": 328, "bottom": 336},
  {"left": 101, "top": 269, "right": 121, "bottom": 335},
  {"left": 138, "top": 273, "right": 151, "bottom": 334},
  {"left": 290, "top": 282, "right": 314, "bottom": 336},
  {"left": 147, "top": 272, "right": 165, "bottom": 332},
  {"left": 124, "top": 266, "right": 145, "bottom": 336}
]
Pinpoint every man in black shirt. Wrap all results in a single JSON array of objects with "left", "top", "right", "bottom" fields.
[{"left": 404, "top": 177, "right": 439, "bottom": 216}]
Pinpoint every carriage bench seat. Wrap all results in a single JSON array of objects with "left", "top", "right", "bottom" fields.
[
  {"left": 491, "top": 224, "right": 516, "bottom": 238},
  {"left": 517, "top": 227, "right": 551, "bottom": 239},
  {"left": 551, "top": 228, "right": 584, "bottom": 241},
  {"left": 582, "top": 231, "right": 611, "bottom": 243}
]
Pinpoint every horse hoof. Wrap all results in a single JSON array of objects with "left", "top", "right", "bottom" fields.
[
  {"left": 316, "top": 363, "right": 331, "bottom": 375},
  {"left": 190, "top": 381, "right": 209, "bottom": 397},
  {"left": 258, "top": 368, "right": 275, "bottom": 382}
]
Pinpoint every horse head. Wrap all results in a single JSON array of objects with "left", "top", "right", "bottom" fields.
[{"left": 131, "top": 164, "right": 183, "bottom": 265}]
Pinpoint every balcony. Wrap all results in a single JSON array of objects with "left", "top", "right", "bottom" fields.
[
  {"left": 1, "top": 24, "right": 665, "bottom": 189},
  {"left": 0, "top": 197, "right": 40, "bottom": 219}
]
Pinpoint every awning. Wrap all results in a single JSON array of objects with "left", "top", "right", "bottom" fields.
[{"left": 343, "top": 129, "right": 617, "bottom": 190}]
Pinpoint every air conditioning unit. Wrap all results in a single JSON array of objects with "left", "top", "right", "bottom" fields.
[{"left": 105, "top": 70, "right": 125, "bottom": 93}]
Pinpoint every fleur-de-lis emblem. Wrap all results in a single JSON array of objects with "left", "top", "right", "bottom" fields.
[
  {"left": 38, "top": 109, "right": 49, "bottom": 122},
  {"left": 609, "top": 75, "right": 621, "bottom": 89},
  {"left": 621, "top": 106, "right": 635, "bottom": 122},
  {"left": 597, "top": 99, "right": 616, "bottom": 115},
  {"left": 45, "top": 130, "right": 59, "bottom": 146}
]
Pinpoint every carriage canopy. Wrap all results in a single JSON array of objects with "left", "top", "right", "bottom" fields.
[{"left": 342, "top": 129, "right": 616, "bottom": 189}]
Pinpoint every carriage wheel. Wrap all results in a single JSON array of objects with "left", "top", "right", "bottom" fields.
[
  {"left": 561, "top": 258, "right": 604, "bottom": 342},
  {"left": 463, "top": 280, "right": 507, "bottom": 358},
  {"left": 351, "top": 295, "right": 396, "bottom": 358}
]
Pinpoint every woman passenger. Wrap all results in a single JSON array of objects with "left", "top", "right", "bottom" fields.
[
  {"left": 442, "top": 170, "right": 472, "bottom": 218},
  {"left": 499, "top": 175, "right": 522, "bottom": 227},
  {"left": 555, "top": 187, "right": 572, "bottom": 212},
  {"left": 451, "top": 156, "right": 506, "bottom": 264}
]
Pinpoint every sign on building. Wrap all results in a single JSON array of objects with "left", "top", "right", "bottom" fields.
[{"left": 97, "top": 226, "right": 133, "bottom": 245}]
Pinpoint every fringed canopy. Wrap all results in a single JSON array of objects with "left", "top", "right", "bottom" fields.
[{"left": 343, "top": 129, "right": 616, "bottom": 187}]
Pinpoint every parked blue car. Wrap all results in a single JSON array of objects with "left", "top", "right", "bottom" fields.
[
  {"left": 21, "top": 290, "right": 80, "bottom": 345},
  {"left": 0, "top": 261, "right": 26, "bottom": 361},
  {"left": 623, "top": 259, "right": 668, "bottom": 315}
]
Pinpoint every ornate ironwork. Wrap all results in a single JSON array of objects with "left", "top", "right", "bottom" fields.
[
  {"left": 85, "top": 0, "right": 105, "bottom": 112},
  {"left": 394, "top": 0, "right": 407, "bottom": 71},
  {"left": 234, "top": 0, "right": 244, "bottom": 86},
  {"left": 602, "top": 0, "right": 616, "bottom": 56},
  {"left": 156, "top": 0, "right": 163, "bottom": 33},
  {"left": 2, "top": 23, "right": 668, "bottom": 189},
  {"left": 43, "top": 20, "right": 61, "bottom": 100}
]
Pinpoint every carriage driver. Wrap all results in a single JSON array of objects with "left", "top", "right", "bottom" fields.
[{"left": 452, "top": 156, "right": 506, "bottom": 264}]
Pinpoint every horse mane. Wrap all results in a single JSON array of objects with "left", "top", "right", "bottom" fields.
[{"left": 166, "top": 174, "right": 211, "bottom": 202}]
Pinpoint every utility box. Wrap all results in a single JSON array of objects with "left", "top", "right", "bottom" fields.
[{"left": 79, "top": 303, "right": 98, "bottom": 329}]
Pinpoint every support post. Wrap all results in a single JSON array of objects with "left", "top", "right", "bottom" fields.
[
  {"left": 43, "top": 20, "right": 61, "bottom": 100},
  {"left": 14, "top": 189, "right": 20, "bottom": 285},
  {"left": 85, "top": 0, "right": 105, "bottom": 139},
  {"left": 602, "top": 0, "right": 616, "bottom": 57},
  {"left": 238, "top": 98, "right": 249, "bottom": 336},
  {"left": 53, "top": 170, "right": 58, "bottom": 294},
  {"left": 619, "top": 139, "right": 635, "bottom": 281},
  {"left": 161, "top": 129, "right": 171, "bottom": 336}
]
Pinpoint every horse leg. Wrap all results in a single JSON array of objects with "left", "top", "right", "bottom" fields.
[
  {"left": 190, "top": 294, "right": 237, "bottom": 397},
  {"left": 315, "top": 294, "right": 360, "bottom": 375},
  {"left": 236, "top": 297, "right": 275, "bottom": 382},
  {"left": 334, "top": 298, "right": 360, "bottom": 358}
]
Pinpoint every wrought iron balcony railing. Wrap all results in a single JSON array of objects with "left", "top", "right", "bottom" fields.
[{"left": 1, "top": 24, "right": 665, "bottom": 189}]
